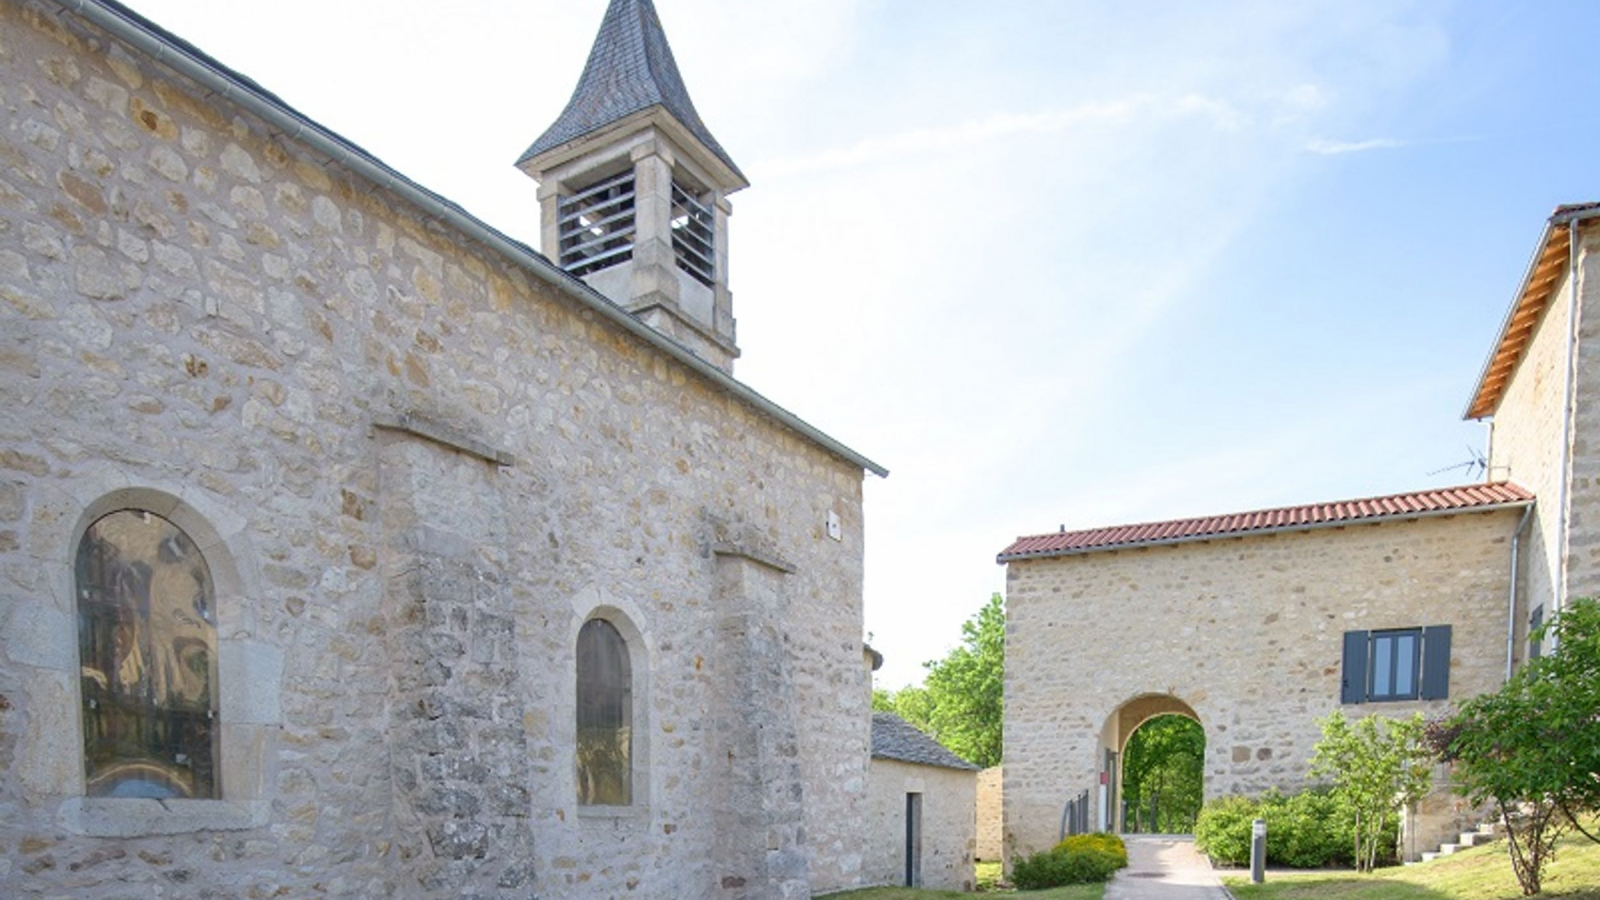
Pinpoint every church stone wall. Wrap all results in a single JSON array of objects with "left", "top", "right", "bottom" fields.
[
  {"left": 0, "top": 3, "right": 869, "bottom": 897},
  {"left": 1002, "top": 509, "right": 1521, "bottom": 862}
]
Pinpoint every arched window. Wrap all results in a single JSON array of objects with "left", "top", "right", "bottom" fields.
[
  {"left": 576, "top": 618, "right": 631, "bottom": 806},
  {"left": 76, "top": 509, "right": 219, "bottom": 799}
]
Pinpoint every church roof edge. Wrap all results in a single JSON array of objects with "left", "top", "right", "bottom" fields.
[{"left": 64, "top": 0, "right": 881, "bottom": 477}]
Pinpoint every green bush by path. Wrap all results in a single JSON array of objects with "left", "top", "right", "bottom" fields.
[
  {"left": 1011, "top": 833, "right": 1128, "bottom": 890},
  {"left": 1195, "top": 789, "right": 1388, "bottom": 869}
]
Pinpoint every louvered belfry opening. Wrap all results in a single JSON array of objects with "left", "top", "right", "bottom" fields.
[
  {"left": 669, "top": 179, "right": 714, "bottom": 287},
  {"left": 559, "top": 169, "right": 636, "bottom": 277}
]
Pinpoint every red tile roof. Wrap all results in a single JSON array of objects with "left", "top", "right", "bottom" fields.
[{"left": 997, "top": 482, "right": 1534, "bottom": 562}]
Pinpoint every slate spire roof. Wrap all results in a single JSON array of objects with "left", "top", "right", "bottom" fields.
[{"left": 519, "top": 0, "right": 745, "bottom": 182}]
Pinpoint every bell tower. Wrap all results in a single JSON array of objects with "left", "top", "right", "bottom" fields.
[{"left": 518, "top": 0, "right": 747, "bottom": 373}]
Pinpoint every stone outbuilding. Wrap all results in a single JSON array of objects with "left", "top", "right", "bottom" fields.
[
  {"left": 866, "top": 713, "right": 980, "bottom": 891},
  {"left": 995, "top": 203, "right": 1600, "bottom": 865},
  {"left": 0, "top": 0, "right": 888, "bottom": 897}
]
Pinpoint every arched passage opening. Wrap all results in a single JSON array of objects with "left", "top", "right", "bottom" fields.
[
  {"left": 1097, "top": 694, "right": 1205, "bottom": 835},
  {"left": 1121, "top": 715, "right": 1205, "bottom": 834}
]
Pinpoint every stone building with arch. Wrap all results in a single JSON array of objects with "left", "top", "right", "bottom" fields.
[
  {"left": 0, "top": 0, "right": 887, "bottom": 896},
  {"left": 996, "top": 204, "right": 1600, "bottom": 863}
]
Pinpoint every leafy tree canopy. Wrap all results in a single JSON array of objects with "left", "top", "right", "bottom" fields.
[
  {"left": 1441, "top": 597, "right": 1600, "bottom": 894},
  {"left": 1308, "top": 711, "right": 1433, "bottom": 873},
  {"left": 875, "top": 594, "right": 1004, "bottom": 768}
]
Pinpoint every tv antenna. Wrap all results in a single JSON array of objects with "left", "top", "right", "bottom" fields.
[{"left": 1428, "top": 445, "right": 1487, "bottom": 480}]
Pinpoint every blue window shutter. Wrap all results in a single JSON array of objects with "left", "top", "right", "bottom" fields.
[
  {"left": 1341, "top": 631, "right": 1369, "bottom": 704},
  {"left": 1420, "top": 624, "right": 1452, "bottom": 700}
]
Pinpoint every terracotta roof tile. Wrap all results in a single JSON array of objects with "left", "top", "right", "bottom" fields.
[{"left": 997, "top": 482, "right": 1533, "bottom": 562}]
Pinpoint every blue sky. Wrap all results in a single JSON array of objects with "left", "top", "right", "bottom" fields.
[{"left": 128, "top": 0, "right": 1599, "bottom": 687}]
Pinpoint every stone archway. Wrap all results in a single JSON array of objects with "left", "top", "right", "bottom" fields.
[{"left": 1097, "top": 694, "right": 1205, "bottom": 834}]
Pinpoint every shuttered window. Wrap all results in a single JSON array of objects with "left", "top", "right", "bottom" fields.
[{"left": 1340, "top": 624, "right": 1451, "bottom": 704}]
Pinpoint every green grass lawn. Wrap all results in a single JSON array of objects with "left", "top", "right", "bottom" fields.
[
  {"left": 1223, "top": 830, "right": 1600, "bottom": 900},
  {"left": 818, "top": 884, "right": 1101, "bottom": 900}
]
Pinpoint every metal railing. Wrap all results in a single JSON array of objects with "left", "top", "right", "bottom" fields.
[
  {"left": 670, "top": 181, "right": 715, "bottom": 287},
  {"left": 559, "top": 170, "right": 636, "bottom": 277},
  {"left": 1059, "top": 788, "right": 1091, "bottom": 841}
]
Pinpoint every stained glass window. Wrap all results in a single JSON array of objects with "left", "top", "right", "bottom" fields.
[
  {"left": 576, "top": 618, "right": 631, "bottom": 806},
  {"left": 76, "top": 510, "right": 218, "bottom": 799}
]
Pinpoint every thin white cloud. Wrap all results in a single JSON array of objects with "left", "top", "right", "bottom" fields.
[
  {"left": 757, "top": 93, "right": 1249, "bottom": 178},
  {"left": 1304, "top": 136, "right": 1410, "bottom": 155},
  {"left": 1304, "top": 135, "right": 1484, "bottom": 156}
]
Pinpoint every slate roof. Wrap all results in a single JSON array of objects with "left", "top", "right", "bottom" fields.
[
  {"left": 871, "top": 713, "right": 980, "bottom": 772},
  {"left": 998, "top": 482, "right": 1534, "bottom": 562},
  {"left": 518, "top": 0, "right": 744, "bottom": 182},
  {"left": 1466, "top": 202, "right": 1600, "bottom": 420}
]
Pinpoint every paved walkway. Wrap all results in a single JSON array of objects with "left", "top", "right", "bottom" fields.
[{"left": 1105, "top": 836, "right": 1232, "bottom": 900}]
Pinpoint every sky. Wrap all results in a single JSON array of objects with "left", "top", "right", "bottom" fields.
[{"left": 126, "top": 0, "right": 1600, "bottom": 688}]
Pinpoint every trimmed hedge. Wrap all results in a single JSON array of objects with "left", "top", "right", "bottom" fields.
[
  {"left": 1193, "top": 788, "right": 1396, "bottom": 869},
  {"left": 1011, "top": 832, "right": 1128, "bottom": 890}
]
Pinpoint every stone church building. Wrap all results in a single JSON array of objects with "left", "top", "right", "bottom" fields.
[
  {"left": 997, "top": 204, "right": 1600, "bottom": 863},
  {"left": 0, "top": 0, "right": 889, "bottom": 896}
]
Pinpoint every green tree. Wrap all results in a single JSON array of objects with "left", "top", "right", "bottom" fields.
[
  {"left": 1441, "top": 598, "right": 1600, "bottom": 895},
  {"left": 1122, "top": 715, "right": 1205, "bottom": 833},
  {"left": 874, "top": 595, "right": 1005, "bottom": 767},
  {"left": 1308, "top": 711, "right": 1433, "bottom": 872},
  {"left": 918, "top": 593, "right": 1005, "bottom": 767}
]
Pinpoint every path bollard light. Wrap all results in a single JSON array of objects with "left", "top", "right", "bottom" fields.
[{"left": 1251, "top": 817, "right": 1267, "bottom": 884}]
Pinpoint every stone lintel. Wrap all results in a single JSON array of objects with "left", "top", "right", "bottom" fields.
[
  {"left": 373, "top": 413, "right": 515, "bottom": 467},
  {"left": 711, "top": 542, "right": 796, "bottom": 574}
]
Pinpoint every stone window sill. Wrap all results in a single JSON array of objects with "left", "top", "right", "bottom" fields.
[
  {"left": 577, "top": 803, "right": 649, "bottom": 826},
  {"left": 59, "top": 797, "right": 270, "bottom": 837}
]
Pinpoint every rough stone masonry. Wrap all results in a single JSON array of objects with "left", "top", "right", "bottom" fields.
[{"left": 0, "top": 1, "right": 880, "bottom": 896}]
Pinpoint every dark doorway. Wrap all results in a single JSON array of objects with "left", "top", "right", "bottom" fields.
[{"left": 904, "top": 792, "right": 923, "bottom": 887}]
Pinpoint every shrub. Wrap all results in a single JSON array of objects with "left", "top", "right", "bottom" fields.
[
  {"left": 1195, "top": 789, "right": 1390, "bottom": 869},
  {"left": 1267, "top": 788, "right": 1356, "bottom": 869},
  {"left": 1011, "top": 832, "right": 1128, "bottom": 889},
  {"left": 1195, "top": 794, "right": 1259, "bottom": 865},
  {"left": 1056, "top": 832, "right": 1129, "bottom": 869}
]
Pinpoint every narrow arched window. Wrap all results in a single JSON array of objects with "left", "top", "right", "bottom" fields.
[
  {"left": 576, "top": 618, "right": 631, "bottom": 805},
  {"left": 76, "top": 510, "right": 218, "bottom": 799}
]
